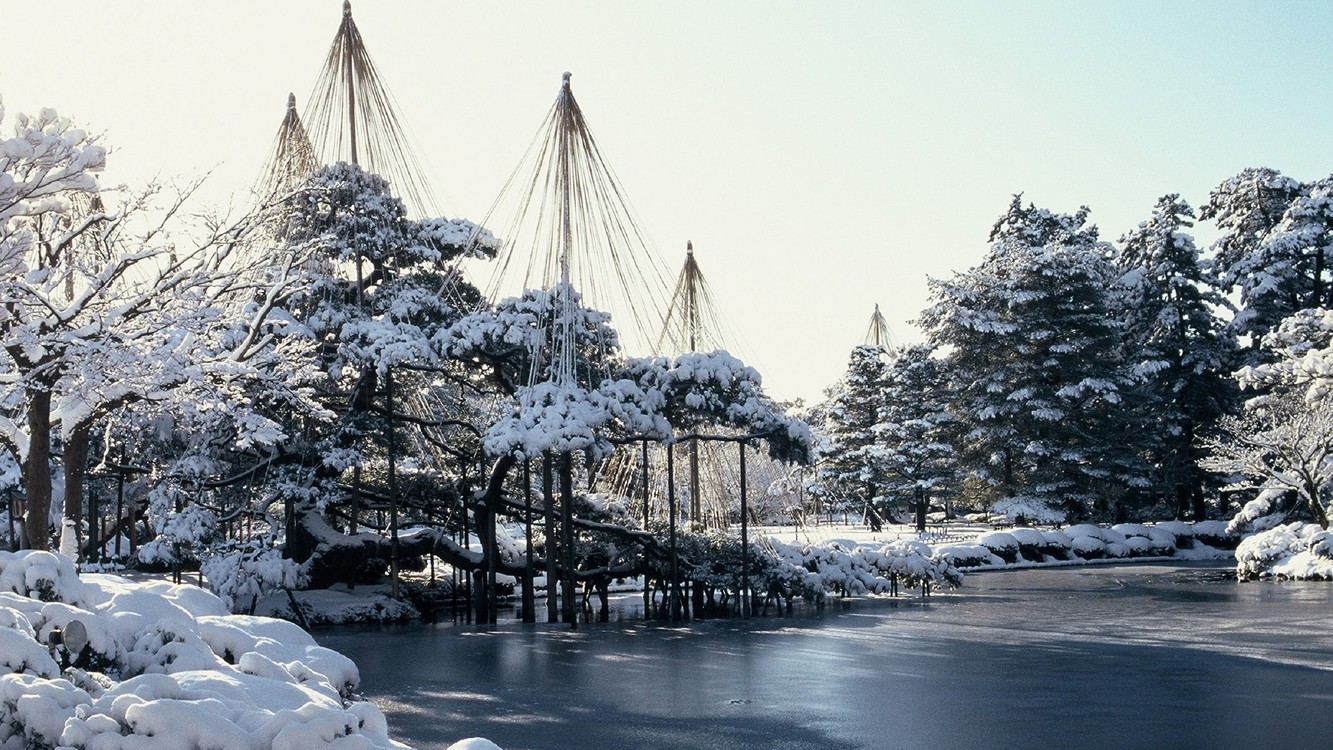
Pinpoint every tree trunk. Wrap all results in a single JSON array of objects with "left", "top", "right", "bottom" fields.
[
  {"left": 474, "top": 502, "right": 491, "bottom": 623},
  {"left": 23, "top": 388, "right": 54, "bottom": 551},
  {"left": 63, "top": 424, "right": 92, "bottom": 557}
]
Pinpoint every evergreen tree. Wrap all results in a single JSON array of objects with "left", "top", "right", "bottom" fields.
[
  {"left": 874, "top": 343, "right": 956, "bottom": 531},
  {"left": 1115, "top": 194, "right": 1238, "bottom": 520},
  {"left": 919, "top": 197, "right": 1146, "bottom": 522},
  {"left": 817, "top": 345, "right": 890, "bottom": 528},
  {"left": 1199, "top": 167, "right": 1326, "bottom": 353}
]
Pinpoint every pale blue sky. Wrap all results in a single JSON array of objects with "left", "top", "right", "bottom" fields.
[{"left": 2, "top": 1, "right": 1330, "bottom": 402}]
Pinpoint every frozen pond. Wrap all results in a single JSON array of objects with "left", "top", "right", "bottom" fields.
[{"left": 317, "top": 562, "right": 1333, "bottom": 749}]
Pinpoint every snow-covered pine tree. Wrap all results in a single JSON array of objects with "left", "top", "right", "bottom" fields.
[
  {"left": 0, "top": 104, "right": 318, "bottom": 553},
  {"left": 919, "top": 197, "right": 1147, "bottom": 522},
  {"left": 817, "top": 345, "right": 891, "bottom": 528},
  {"left": 1115, "top": 194, "right": 1239, "bottom": 520},
  {"left": 261, "top": 161, "right": 499, "bottom": 580},
  {"left": 1200, "top": 168, "right": 1332, "bottom": 358},
  {"left": 874, "top": 343, "right": 956, "bottom": 531}
]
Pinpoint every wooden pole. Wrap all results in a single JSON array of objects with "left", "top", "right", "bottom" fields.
[
  {"left": 641, "top": 439, "right": 650, "bottom": 527},
  {"left": 560, "top": 451, "right": 577, "bottom": 626},
  {"left": 343, "top": 2, "right": 359, "bottom": 167},
  {"left": 543, "top": 452, "right": 558, "bottom": 623},
  {"left": 668, "top": 442, "right": 680, "bottom": 622},
  {"left": 522, "top": 458, "right": 535, "bottom": 623},
  {"left": 387, "top": 367, "right": 399, "bottom": 599},
  {"left": 114, "top": 449, "right": 124, "bottom": 559},
  {"left": 86, "top": 482, "right": 97, "bottom": 565},
  {"left": 740, "top": 439, "right": 750, "bottom": 618}
]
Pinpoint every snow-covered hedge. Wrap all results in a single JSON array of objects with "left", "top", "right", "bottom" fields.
[
  {"left": 0, "top": 550, "right": 423, "bottom": 749},
  {"left": 761, "top": 538, "right": 961, "bottom": 600},
  {"left": 937, "top": 521, "right": 1234, "bottom": 570},
  {"left": 1192, "top": 520, "right": 1239, "bottom": 550}
]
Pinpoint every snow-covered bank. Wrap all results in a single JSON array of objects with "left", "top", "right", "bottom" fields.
[
  {"left": 0, "top": 549, "right": 481, "bottom": 749},
  {"left": 750, "top": 519, "right": 1234, "bottom": 581}
]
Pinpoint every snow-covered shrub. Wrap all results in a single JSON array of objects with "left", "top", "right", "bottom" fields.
[
  {"left": 1070, "top": 535, "right": 1106, "bottom": 560},
  {"left": 1007, "top": 528, "right": 1047, "bottom": 561},
  {"left": 0, "top": 551, "right": 93, "bottom": 607},
  {"left": 1193, "top": 520, "right": 1239, "bottom": 550},
  {"left": 1114, "top": 524, "right": 1175, "bottom": 556},
  {"left": 0, "top": 672, "right": 89, "bottom": 748},
  {"left": 865, "top": 540, "right": 962, "bottom": 591},
  {"left": 975, "top": 531, "right": 1020, "bottom": 563},
  {"left": 1064, "top": 524, "right": 1107, "bottom": 542},
  {"left": 261, "top": 588, "right": 418, "bottom": 627},
  {"left": 934, "top": 544, "right": 999, "bottom": 569},
  {"left": 1141, "top": 526, "right": 1178, "bottom": 555},
  {"left": 138, "top": 503, "right": 220, "bottom": 569},
  {"left": 201, "top": 540, "right": 306, "bottom": 614},
  {"left": 1122, "top": 536, "right": 1155, "bottom": 557},
  {"left": 1040, "top": 530, "right": 1074, "bottom": 560},
  {"left": 1155, "top": 521, "right": 1195, "bottom": 549},
  {"left": 758, "top": 537, "right": 959, "bottom": 600},
  {"left": 1235, "top": 522, "right": 1333, "bottom": 580},
  {"left": 1104, "top": 540, "right": 1132, "bottom": 559},
  {"left": 1111, "top": 523, "right": 1151, "bottom": 539},
  {"left": 0, "top": 627, "right": 61, "bottom": 678}
]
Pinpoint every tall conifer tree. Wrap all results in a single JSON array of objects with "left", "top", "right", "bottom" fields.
[
  {"left": 1115, "top": 194, "right": 1238, "bottom": 520},
  {"left": 817, "top": 345, "right": 890, "bottom": 527},
  {"left": 920, "top": 198, "right": 1146, "bottom": 521}
]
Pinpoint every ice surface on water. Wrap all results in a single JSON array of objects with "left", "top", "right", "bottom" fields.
[{"left": 320, "top": 563, "right": 1333, "bottom": 750}]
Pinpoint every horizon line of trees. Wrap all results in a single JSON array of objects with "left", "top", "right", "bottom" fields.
[{"left": 814, "top": 169, "right": 1333, "bottom": 532}]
